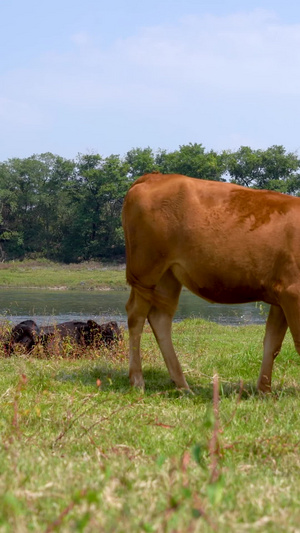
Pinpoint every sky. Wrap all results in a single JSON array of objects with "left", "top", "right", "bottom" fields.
[{"left": 1, "top": 0, "right": 300, "bottom": 161}]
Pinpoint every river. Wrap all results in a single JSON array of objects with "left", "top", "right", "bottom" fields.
[{"left": 0, "top": 288, "right": 269, "bottom": 327}]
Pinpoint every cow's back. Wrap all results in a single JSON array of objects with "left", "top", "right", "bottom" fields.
[{"left": 122, "top": 173, "right": 300, "bottom": 305}]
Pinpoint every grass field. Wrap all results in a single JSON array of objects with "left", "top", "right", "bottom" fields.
[
  {"left": 0, "top": 260, "right": 127, "bottom": 290},
  {"left": 1, "top": 318, "right": 300, "bottom": 532}
]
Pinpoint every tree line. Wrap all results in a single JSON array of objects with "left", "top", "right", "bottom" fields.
[{"left": 0, "top": 144, "right": 299, "bottom": 263}]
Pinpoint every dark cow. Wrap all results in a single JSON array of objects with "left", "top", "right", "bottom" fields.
[
  {"left": 40, "top": 320, "right": 122, "bottom": 347},
  {"left": 6, "top": 319, "right": 122, "bottom": 354},
  {"left": 122, "top": 172, "right": 300, "bottom": 392},
  {"left": 5, "top": 320, "right": 40, "bottom": 355},
  {"left": 40, "top": 321, "right": 92, "bottom": 346}
]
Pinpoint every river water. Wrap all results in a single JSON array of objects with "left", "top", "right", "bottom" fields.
[{"left": 0, "top": 288, "right": 269, "bottom": 327}]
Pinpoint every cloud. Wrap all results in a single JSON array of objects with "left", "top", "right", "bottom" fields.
[
  {"left": 1, "top": 8, "right": 300, "bottom": 152},
  {"left": 33, "top": 9, "right": 300, "bottom": 106},
  {"left": 111, "top": 8, "right": 300, "bottom": 95},
  {"left": 71, "top": 32, "right": 91, "bottom": 46}
]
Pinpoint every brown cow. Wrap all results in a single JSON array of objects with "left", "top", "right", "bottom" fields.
[{"left": 122, "top": 172, "right": 300, "bottom": 392}]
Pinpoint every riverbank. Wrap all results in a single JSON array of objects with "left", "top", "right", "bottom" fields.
[{"left": 0, "top": 260, "right": 127, "bottom": 290}]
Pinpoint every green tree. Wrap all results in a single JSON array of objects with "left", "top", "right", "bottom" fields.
[
  {"left": 0, "top": 161, "right": 24, "bottom": 259},
  {"left": 1, "top": 143, "right": 300, "bottom": 263},
  {"left": 125, "top": 147, "right": 156, "bottom": 179},
  {"left": 257, "top": 145, "right": 300, "bottom": 193},
  {"left": 227, "top": 145, "right": 300, "bottom": 193},
  {"left": 0, "top": 154, "right": 76, "bottom": 260},
  {"left": 58, "top": 153, "right": 130, "bottom": 262},
  {"left": 226, "top": 146, "right": 261, "bottom": 187},
  {"left": 156, "top": 143, "right": 226, "bottom": 180}
]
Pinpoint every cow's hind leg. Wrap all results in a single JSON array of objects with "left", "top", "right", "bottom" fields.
[
  {"left": 257, "top": 304, "right": 288, "bottom": 392},
  {"left": 279, "top": 288, "right": 300, "bottom": 368},
  {"left": 126, "top": 287, "right": 152, "bottom": 388},
  {"left": 147, "top": 271, "right": 189, "bottom": 389}
]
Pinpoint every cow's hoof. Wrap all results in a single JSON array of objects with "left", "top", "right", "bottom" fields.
[
  {"left": 257, "top": 382, "right": 272, "bottom": 394},
  {"left": 172, "top": 377, "right": 190, "bottom": 391},
  {"left": 174, "top": 386, "right": 194, "bottom": 396},
  {"left": 129, "top": 373, "right": 145, "bottom": 390}
]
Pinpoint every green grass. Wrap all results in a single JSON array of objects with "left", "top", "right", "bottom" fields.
[
  {"left": 1, "top": 319, "right": 300, "bottom": 532},
  {"left": 0, "top": 260, "right": 127, "bottom": 290}
]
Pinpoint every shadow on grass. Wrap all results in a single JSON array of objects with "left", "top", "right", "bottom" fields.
[
  {"left": 54, "top": 363, "right": 300, "bottom": 401},
  {"left": 56, "top": 365, "right": 191, "bottom": 395}
]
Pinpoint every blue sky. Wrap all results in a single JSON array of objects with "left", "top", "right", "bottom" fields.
[{"left": 1, "top": 0, "right": 300, "bottom": 160}]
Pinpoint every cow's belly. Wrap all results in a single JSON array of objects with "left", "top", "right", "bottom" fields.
[
  {"left": 171, "top": 263, "right": 274, "bottom": 305},
  {"left": 196, "top": 286, "right": 264, "bottom": 305}
]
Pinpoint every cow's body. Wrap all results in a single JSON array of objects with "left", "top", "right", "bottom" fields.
[
  {"left": 122, "top": 172, "right": 300, "bottom": 392},
  {"left": 40, "top": 320, "right": 122, "bottom": 347},
  {"left": 6, "top": 319, "right": 122, "bottom": 354}
]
